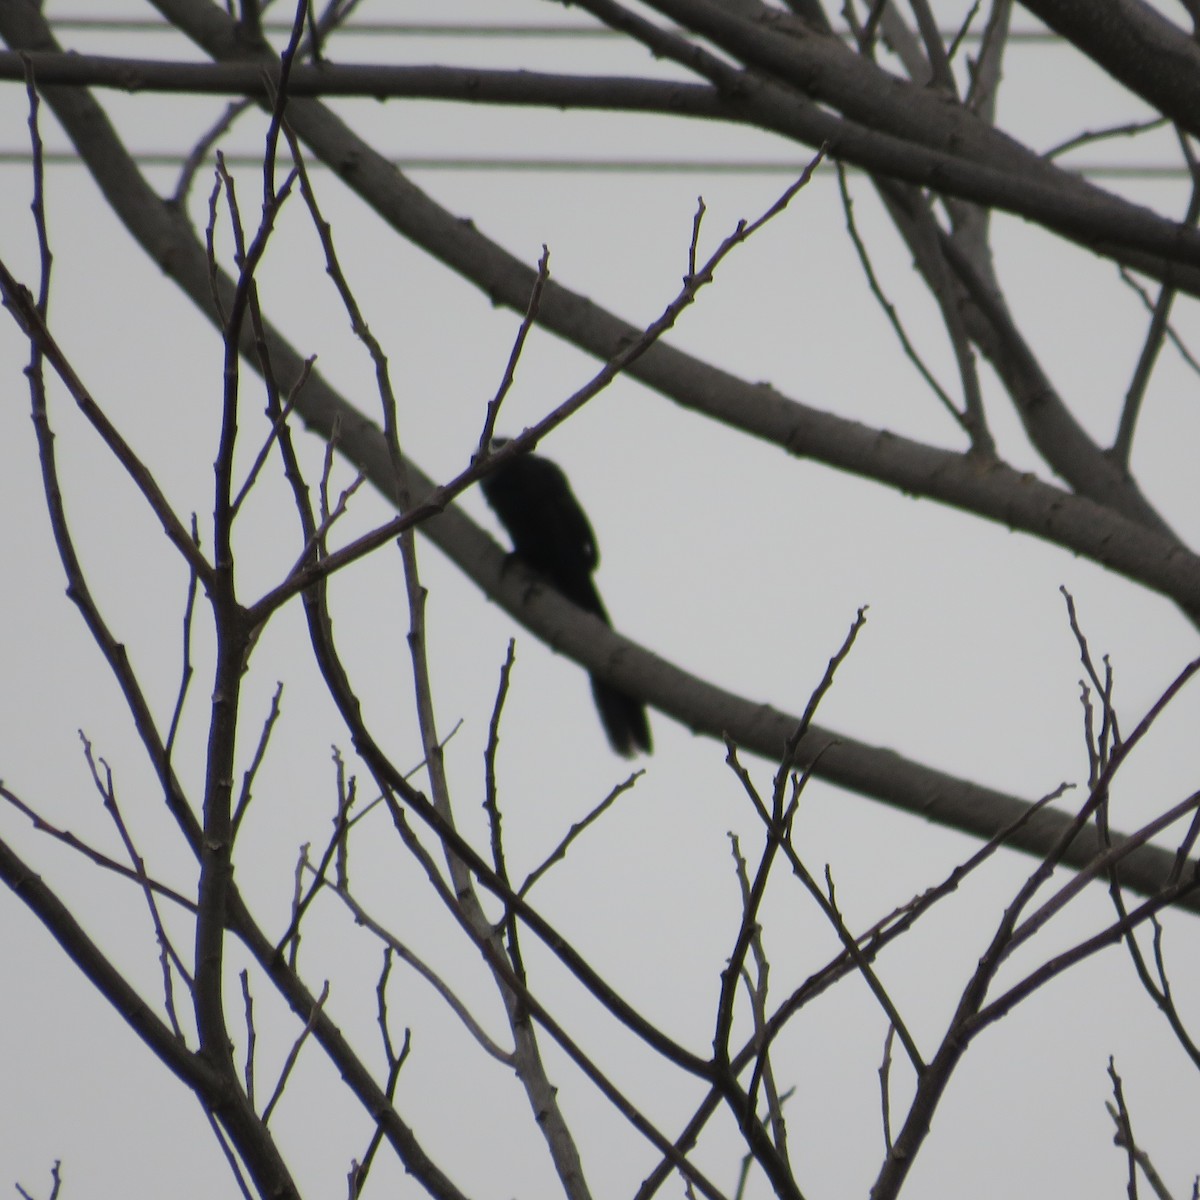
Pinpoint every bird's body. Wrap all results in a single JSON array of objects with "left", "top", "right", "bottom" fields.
[{"left": 481, "top": 444, "right": 652, "bottom": 757}]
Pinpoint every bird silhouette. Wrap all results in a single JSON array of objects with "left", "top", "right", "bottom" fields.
[{"left": 481, "top": 441, "right": 652, "bottom": 757}]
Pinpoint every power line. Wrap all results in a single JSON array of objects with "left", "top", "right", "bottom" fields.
[
  {"left": 48, "top": 16, "right": 1060, "bottom": 43},
  {"left": 0, "top": 149, "right": 1185, "bottom": 180}
]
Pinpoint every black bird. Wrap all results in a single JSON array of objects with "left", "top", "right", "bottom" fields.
[{"left": 481, "top": 441, "right": 652, "bottom": 757}]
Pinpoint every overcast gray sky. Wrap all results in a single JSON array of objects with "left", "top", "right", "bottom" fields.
[{"left": 3, "top": 3, "right": 1200, "bottom": 1197}]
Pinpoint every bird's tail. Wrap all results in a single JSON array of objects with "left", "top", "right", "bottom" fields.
[{"left": 590, "top": 676, "right": 653, "bottom": 757}]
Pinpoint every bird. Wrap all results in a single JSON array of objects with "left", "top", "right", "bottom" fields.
[{"left": 480, "top": 440, "right": 652, "bottom": 757}]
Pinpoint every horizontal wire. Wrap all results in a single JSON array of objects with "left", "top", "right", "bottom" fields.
[
  {"left": 0, "top": 149, "right": 1185, "bottom": 179},
  {"left": 48, "top": 16, "right": 1059, "bottom": 42},
  {"left": 8, "top": 19, "right": 1159, "bottom": 185}
]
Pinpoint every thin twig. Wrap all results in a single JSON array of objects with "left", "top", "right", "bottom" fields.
[
  {"left": 477, "top": 246, "right": 551, "bottom": 455},
  {"left": 482, "top": 641, "right": 526, "bottom": 980},
  {"left": 1117, "top": 267, "right": 1200, "bottom": 377},
  {"left": 1043, "top": 117, "right": 1169, "bottom": 162},
  {"left": 1112, "top": 131, "right": 1200, "bottom": 466},
  {"left": 240, "top": 970, "right": 257, "bottom": 1108},
  {"left": 321, "top": 877, "right": 514, "bottom": 1063},
  {"left": 350, "top": 950, "right": 410, "bottom": 1197},
  {"left": 0, "top": 782, "right": 197, "bottom": 915},
  {"left": 232, "top": 682, "right": 284, "bottom": 837},
  {"left": 261, "top": 982, "right": 330, "bottom": 1125},
  {"left": 836, "top": 165, "right": 969, "bottom": 435},
  {"left": 81, "top": 734, "right": 192, "bottom": 1036},
  {"left": 165, "top": 515, "right": 202, "bottom": 765},
  {"left": 519, "top": 772, "right": 643, "bottom": 896}
]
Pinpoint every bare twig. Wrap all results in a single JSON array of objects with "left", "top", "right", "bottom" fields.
[
  {"left": 165, "top": 516, "right": 202, "bottom": 765},
  {"left": 261, "top": 982, "right": 330, "bottom": 1126},
  {"left": 964, "top": 0, "right": 1010, "bottom": 118},
  {"left": 0, "top": 782, "right": 196, "bottom": 915},
  {"left": 232, "top": 682, "right": 284, "bottom": 837},
  {"left": 519, "top": 772, "right": 643, "bottom": 897},
  {"left": 82, "top": 734, "right": 191, "bottom": 1035},
  {"left": 482, "top": 642, "right": 531, "bottom": 981},
  {"left": 1107, "top": 1062, "right": 1179, "bottom": 1200},
  {"left": 0, "top": 253, "right": 215, "bottom": 586},
  {"left": 878, "top": 1024, "right": 897, "bottom": 1154},
  {"left": 230, "top": 374, "right": 306, "bottom": 519},
  {"left": 1117, "top": 267, "right": 1200, "bottom": 378},
  {"left": 836, "top": 165, "right": 970, "bottom": 436},
  {"left": 15, "top": 1160, "right": 62, "bottom": 1200},
  {"left": 240, "top": 970, "right": 257, "bottom": 1108},
  {"left": 349, "top": 951, "right": 411, "bottom": 1198},
  {"left": 477, "top": 246, "right": 551, "bottom": 455},
  {"left": 907, "top": 0, "right": 955, "bottom": 91},
  {"left": 729, "top": 834, "right": 791, "bottom": 1165},
  {"left": 1043, "top": 117, "right": 1170, "bottom": 162},
  {"left": 1113, "top": 133, "right": 1200, "bottom": 467},
  {"left": 174, "top": 98, "right": 253, "bottom": 208},
  {"left": 946, "top": 0, "right": 981, "bottom": 63},
  {"left": 1061, "top": 587, "right": 1121, "bottom": 775},
  {"left": 321, "top": 877, "right": 514, "bottom": 1063}
]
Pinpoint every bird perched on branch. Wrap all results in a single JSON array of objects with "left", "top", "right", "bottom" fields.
[{"left": 481, "top": 441, "right": 652, "bottom": 757}]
